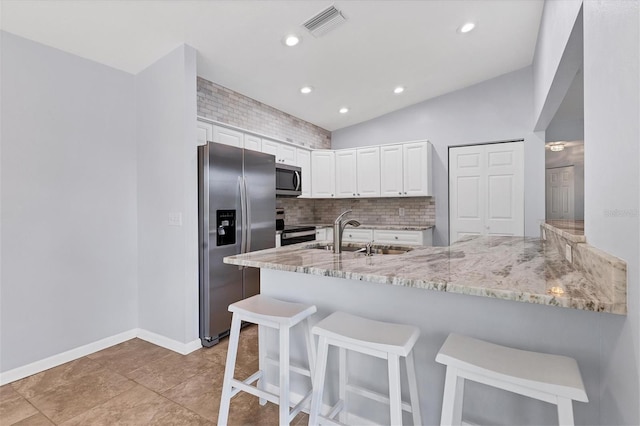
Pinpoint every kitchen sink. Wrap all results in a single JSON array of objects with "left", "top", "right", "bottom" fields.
[{"left": 313, "top": 244, "right": 413, "bottom": 255}]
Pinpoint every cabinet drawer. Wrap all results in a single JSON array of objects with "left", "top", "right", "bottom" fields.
[
  {"left": 373, "top": 230, "right": 427, "bottom": 245},
  {"left": 342, "top": 228, "right": 373, "bottom": 242}
]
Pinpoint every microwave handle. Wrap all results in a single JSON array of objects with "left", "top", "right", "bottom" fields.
[{"left": 293, "top": 170, "right": 301, "bottom": 191}]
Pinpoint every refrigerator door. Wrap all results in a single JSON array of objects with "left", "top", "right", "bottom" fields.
[
  {"left": 242, "top": 149, "right": 276, "bottom": 298},
  {"left": 198, "top": 143, "right": 244, "bottom": 347}
]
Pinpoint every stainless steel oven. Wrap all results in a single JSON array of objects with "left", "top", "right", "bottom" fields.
[{"left": 281, "top": 225, "right": 316, "bottom": 246}]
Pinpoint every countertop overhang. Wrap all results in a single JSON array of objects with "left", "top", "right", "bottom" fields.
[{"left": 224, "top": 235, "right": 626, "bottom": 315}]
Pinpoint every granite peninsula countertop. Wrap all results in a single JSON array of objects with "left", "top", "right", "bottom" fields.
[
  {"left": 224, "top": 235, "right": 626, "bottom": 314},
  {"left": 297, "top": 223, "right": 434, "bottom": 231}
]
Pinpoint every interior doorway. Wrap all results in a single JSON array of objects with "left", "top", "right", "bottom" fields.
[{"left": 545, "top": 166, "right": 575, "bottom": 220}]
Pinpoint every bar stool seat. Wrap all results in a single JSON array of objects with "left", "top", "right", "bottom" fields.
[
  {"left": 435, "top": 333, "right": 588, "bottom": 426},
  {"left": 308, "top": 311, "right": 422, "bottom": 426},
  {"left": 218, "top": 295, "right": 317, "bottom": 426}
]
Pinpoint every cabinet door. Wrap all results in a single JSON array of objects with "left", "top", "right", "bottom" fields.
[
  {"left": 380, "top": 144, "right": 404, "bottom": 197},
  {"left": 341, "top": 228, "right": 373, "bottom": 243},
  {"left": 356, "top": 147, "right": 380, "bottom": 197},
  {"left": 335, "top": 149, "right": 357, "bottom": 198},
  {"left": 197, "top": 121, "right": 213, "bottom": 145},
  {"left": 244, "top": 134, "right": 262, "bottom": 152},
  {"left": 278, "top": 144, "right": 297, "bottom": 165},
  {"left": 213, "top": 125, "right": 243, "bottom": 148},
  {"left": 296, "top": 148, "right": 312, "bottom": 198},
  {"left": 261, "top": 139, "right": 279, "bottom": 157},
  {"left": 403, "top": 141, "right": 432, "bottom": 196},
  {"left": 373, "top": 229, "right": 426, "bottom": 246},
  {"left": 311, "top": 151, "right": 335, "bottom": 198}
]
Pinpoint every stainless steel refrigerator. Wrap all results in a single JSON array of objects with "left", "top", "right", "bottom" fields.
[{"left": 197, "top": 142, "right": 275, "bottom": 347}]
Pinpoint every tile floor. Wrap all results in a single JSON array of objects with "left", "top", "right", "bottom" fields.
[{"left": 1, "top": 325, "right": 309, "bottom": 425}]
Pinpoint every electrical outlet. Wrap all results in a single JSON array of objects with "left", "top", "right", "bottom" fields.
[
  {"left": 399, "top": 208, "right": 405, "bottom": 216},
  {"left": 168, "top": 212, "right": 183, "bottom": 227},
  {"left": 565, "top": 243, "right": 572, "bottom": 263}
]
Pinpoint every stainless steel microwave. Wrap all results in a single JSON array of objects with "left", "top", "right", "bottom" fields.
[{"left": 276, "top": 163, "right": 302, "bottom": 197}]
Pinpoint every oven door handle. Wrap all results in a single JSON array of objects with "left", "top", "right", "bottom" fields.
[{"left": 282, "top": 230, "right": 316, "bottom": 239}]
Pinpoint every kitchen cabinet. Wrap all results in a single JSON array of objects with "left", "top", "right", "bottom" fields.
[
  {"left": 244, "top": 134, "right": 262, "bottom": 152},
  {"left": 296, "top": 148, "right": 312, "bottom": 198},
  {"left": 311, "top": 151, "right": 336, "bottom": 198},
  {"left": 341, "top": 228, "right": 373, "bottom": 243},
  {"left": 315, "top": 227, "right": 331, "bottom": 241},
  {"left": 262, "top": 139, "right": 296, "bottom": 165},
  {"left": 380, "top": 141, "right": 432, "bottom": 197},
  {"left": 335, "top": 147, "right": 381, "bottom": 198},
  {"left": 373, "top": 229, "right": 432, "bottom": 246},
  {"left": 213, "top": 125, "right": 243, "bottom": 148},
  {"left": 197, "top": 121, "right": 214, "bottom": 145}
]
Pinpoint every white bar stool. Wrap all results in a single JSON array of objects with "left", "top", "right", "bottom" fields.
[
  {"left": 218, "top": 295, "right": 317, "bottom": 426},
  {"left": 435, "top": 333, "right": 588, "bottom": 426},
  {"left": 308, "top": 311, "right": 422, "bottom": 426}
]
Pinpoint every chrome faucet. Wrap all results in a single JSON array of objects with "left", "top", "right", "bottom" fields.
[{"left": 333, "top": 210, "right": 361, "bottom": 254}]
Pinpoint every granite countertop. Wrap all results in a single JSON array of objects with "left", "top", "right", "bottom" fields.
[
  {"left": 224, "top": 235, "right": 625, "bottom": 314},
  {"left": 297, "top": 223, "right": 434, "bottom": 231}
]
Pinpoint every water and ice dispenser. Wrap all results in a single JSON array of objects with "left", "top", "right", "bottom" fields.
[{"left": 216, "top": 210, "right": 236, "bottom": 246}]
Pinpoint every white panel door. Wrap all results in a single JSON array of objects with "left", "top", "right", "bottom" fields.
[
  {"left": 261, "top": 139, "right": 279, "bottom": 157},
  {"left": 357, "top": 147, "right": 381, "bottom": 197},
  {"left": 335, "top": 149, "right": 357, "bottom": 198},
  {"left": 311, "top": 151, "right": 336, "bottom": 198},
  {"left": 278, "top": 144, "right": 297, "bottom": 165},
  {"left": 197, "top": 121, "right": 213, "bottom": 145},
  {"left": 213, "top": 125, "right": 243, "bottom": 148},
  {"left": 546, "top": 166, "right": 575, "bottom": 220},
  {"left": 380, "top": 144, "right": 404, "bottom": 197},
  {"left": 449, "top": 141, "right": 524, "bottom": 244},
  {"left": 296, "top": 148, "right": 312, "bottom": 198},
  {"left": 403, "top": 141, "right": 432, "bottom": 196}
]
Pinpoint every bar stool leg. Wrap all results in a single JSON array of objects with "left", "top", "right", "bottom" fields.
[
  {"left": 303, "top": 319, "right": 316, "bottom": 381},
  {"left": 440, "top": 367, "right": 464, "bottom": 426},
  {"left": 557, "top": 398, "right": 575, "bottom": 426},
  {"left": 309, "top": 336, "right": 329, "bottom": 426},
  {"left": 338, "top": 347, "right": 347, "bottom": 424},
  {"left": 406, "top": 351, "right": 422, "bottom": 426},
  {"left": 257, "top": 324, "right": 267, "bottom": 406},
  {"left": 388, "top": 353, "right": 403, "bottom": 426},
  {"left": 279, "top": 326, "right": 291, "bottom": 425},
  {"left": 218, "top": 316, "right": 242, "bottom": 426}
]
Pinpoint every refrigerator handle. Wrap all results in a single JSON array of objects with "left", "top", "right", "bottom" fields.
[
  {"left": 239, "top": 176, "right": 247, "bottom": 260},
  {"left": 244, "top": 176, "right": 252, "bottom": 253}
]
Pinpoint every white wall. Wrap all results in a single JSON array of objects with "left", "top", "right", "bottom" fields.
[
  {"left": 0, "top": 32, "right": 138, "bottom": 371},
  {"left": 582, "top": 1, "right": 640, "bottom": 424},
  {"left": 331, "top": 67, "right": 545, "bottom": 246},
  {"left": 136, "top": 45, "right": 199, "bottom": 347}
]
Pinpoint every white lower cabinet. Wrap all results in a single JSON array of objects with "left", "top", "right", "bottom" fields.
[
  {"left": 341, "top": 228, "right": 374, "bottom": 243},
  {"left": 315, "top": 227, "right": 331, "bottom": 241},
  {"left": 373, "top": 229, "right": 432, "bottom": 246}
]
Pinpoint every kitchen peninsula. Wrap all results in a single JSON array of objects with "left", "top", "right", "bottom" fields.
[{"left": 223, "top": 227, "right": 626, "bottom": 424}]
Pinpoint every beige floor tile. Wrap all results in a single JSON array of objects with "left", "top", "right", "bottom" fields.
[
  {"left": 11, "top": 357, "right": 103, "bottom": 399},
  {"left": 28, "top": 366, "right": 136, "bottom": 424},
  {"left": 0, "top": 385, "right": 39, "bottom": 425},
  {"left": 60, "top": 384, "right": 211, "bottom": 426},
  {"left": 127, "top": 351, "right": 215, "bottom": 393},
  {"left": 10, "top": 412, "right": 55, "bottom": 425},
  {"left": 87, "top": 338, "right": 172, "bottom": 376}
]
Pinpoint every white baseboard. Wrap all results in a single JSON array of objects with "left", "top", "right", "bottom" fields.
[
  {"left": 0, "top": 328, "right": 202, "bottom": 385},
  {"left": 0, "top": 329, "right": 137, "bottom": 385}
]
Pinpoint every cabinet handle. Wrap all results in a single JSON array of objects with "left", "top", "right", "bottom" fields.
[
  {"left": 357, "top": 193, "right": 360, "bottom": 196},
  {"left": 353, "top": 193, "right": 355, "bottom": 196},
  {"left": 404, "top": 192, "right": 407, "bottom": 195},
  {"left": 398, "top": 192, "right": 402, "bottom": 195},
  {"left": 395, "top": 236, "right": 398, "bottom": 239}
]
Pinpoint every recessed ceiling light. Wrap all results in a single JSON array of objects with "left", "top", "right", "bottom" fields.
[
  {"left": 284, "top": 35, "right": 300, "bottom": 47},
  {"left": 300, "top": 86, "right": 313, "bottom": 94},
  {"left": 394, "top": 86, "right": 405, "bottom": 94},
  {"left": 458, "top": 22, "right": 476, "bottom": 34},
  {"left": 339, "top": 107, "right": 349, "bottom": 114}
]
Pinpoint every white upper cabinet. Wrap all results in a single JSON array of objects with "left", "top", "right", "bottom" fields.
[
  {"left": 197, "top": 121, "right": 214, "bottom": 145},
  {"left": 262, "top": 139, "right": 296, "bottom": 165},
  {"left": 296, "top": 148, "right": 312, "bottom": 198},
  {"left": 244, "top": 134, "right": 262, "bottom": 152},
  {"left": 311, "top": 151, "right": 336, "bottom": 198},
  {"left": 380, "top": 144, "right": 404, "bottom": 196},
  {"left": 213, "top": 125, "right": 243, "bottom": 148},
  {"left": 356, "top": 147, "right": 381, "bottom": 197},
  {"left": 403, "top": 141, "right": 432, "bottom": 196},
  {"left": 335, "top": 149, "right": 357, "bottom": 197}
]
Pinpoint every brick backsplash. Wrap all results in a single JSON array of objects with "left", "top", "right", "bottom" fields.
[
  {"left": 197, "top": 77, "right": 331, "bottom": 149},
  {"left": 277, "top": 197, "right": 436, "bottom": 227}
]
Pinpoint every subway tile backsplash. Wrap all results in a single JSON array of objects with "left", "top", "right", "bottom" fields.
[{"left": 277, "top": 197, "right": 436, "bottom": 227}]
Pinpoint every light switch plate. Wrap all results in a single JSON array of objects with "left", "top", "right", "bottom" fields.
[
  {"left": 565, "top": 243, "right": 572, "bottom": 263},
  {"left": 168, "top": 212, "right": 183, "bottom": 227}
]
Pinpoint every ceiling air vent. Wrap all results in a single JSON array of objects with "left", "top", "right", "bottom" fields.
[{"left": 302, "top": 5, "right": 346, "bottom": 37}]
